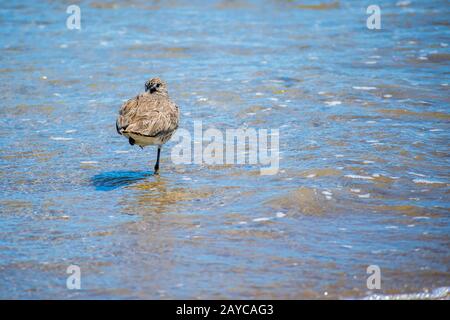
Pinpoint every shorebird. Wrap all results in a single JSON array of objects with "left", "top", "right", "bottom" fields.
[{"left": 116, "top": 78, "right": 179, "bottom": 174}]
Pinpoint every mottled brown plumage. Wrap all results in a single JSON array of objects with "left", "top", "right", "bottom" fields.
[{"left": 116, "top": 78, "right": 179, "bottom": 173}]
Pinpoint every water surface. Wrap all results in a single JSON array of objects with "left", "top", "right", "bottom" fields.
[{"left": 0, "top": 0, "right": 449, "bottom": 299}]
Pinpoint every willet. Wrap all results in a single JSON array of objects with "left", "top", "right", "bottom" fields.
[{"left": 116, "top": 78, "right": 179, "bottom": 174}]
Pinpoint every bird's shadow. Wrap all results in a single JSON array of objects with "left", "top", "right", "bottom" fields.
[{"left": 91, "top": 170, "right": 155, "bottom": 191}]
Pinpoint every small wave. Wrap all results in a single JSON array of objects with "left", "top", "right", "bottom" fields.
[
  {"left": 364, "top": 287, "right": 449, "bottom": 300},
  {"left": 358, "top": 193, "right": 370, "bottom": 198},
  {"left": 50, "top": 136, "right": 73, "bottom": 141},
  {"left": 275, "top": 212, "right": 286, "bottom": 218},
  {"left": 353, "top": 86, "right": 377, "bottom": 91},
  {"left": 325, "top": 100, "right": 342, "bottom": 106},
  {"left": 413, "top": 179, "right": 445, "bottom": 185},
  {"left": 396, "top": 1, "right": 411, "bottom": 7},
  {"left": 408, "top": 172, "right": 426, "bottom": 177},
  {"left": 344, "top": 174, "right": 374, "bottom": 180},
  {"left": 80, "top": 161, "right": 98, "bottom": 164}
]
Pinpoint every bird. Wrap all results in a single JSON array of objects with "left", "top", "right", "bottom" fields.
[{"left": 116, "top": 78, "right": 179, "bottom": 174}]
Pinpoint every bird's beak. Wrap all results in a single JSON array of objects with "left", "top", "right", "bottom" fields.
[{"left": 149, "top": 84, "right": 157, "bottom": 93}]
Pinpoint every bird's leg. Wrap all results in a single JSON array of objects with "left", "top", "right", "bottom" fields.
[{"left": 154, "top": 145, "right": 161, "bottom": 174}]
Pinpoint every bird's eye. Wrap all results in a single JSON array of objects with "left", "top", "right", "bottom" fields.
[{"left": 156, "top": 84, "right": 160, "bottom": 87}]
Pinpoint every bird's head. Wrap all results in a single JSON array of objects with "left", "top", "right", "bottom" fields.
[{"left": 145, "top": 78, "right": 168, "bottom": 95}]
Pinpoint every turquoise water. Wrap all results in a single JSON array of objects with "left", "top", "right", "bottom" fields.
[{"left": 0, "top": 0, "right": 449, "bottom": 299}]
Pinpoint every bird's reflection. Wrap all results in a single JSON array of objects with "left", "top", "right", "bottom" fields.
[
  {"left": 122, "top": 179, "right": 195, "bottom": 215},
  {"left": 89, "top": 169, "right": 213, "bottom": 297}
]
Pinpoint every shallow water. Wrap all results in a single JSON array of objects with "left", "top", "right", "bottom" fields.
[{"left": 0, "top": 0, "right": 449, "bottom": 299}]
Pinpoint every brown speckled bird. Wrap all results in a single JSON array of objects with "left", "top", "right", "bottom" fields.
[{"left": 116, "top": 78, "right": 179, "bottom": 174}]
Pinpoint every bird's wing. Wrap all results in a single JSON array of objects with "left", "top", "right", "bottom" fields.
[
  {"left": 117, "top": 95, "right": 179, "bottom": 138},
  {"left": 116, "top": 96, "right": 139, "bottom": 135}
]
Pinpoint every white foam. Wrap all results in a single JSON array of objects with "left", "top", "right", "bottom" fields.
[
  {"left": 253, "top": 217, "right": 272, "bottom": 222},
  {"left": 364, "top": 287, "right": 450, "bottom": 300},
  {"left": 396, "top": 0, "right": 411, "bottom": 7},
  {"left": 358, "top": 193, "right": 371, "bottom": 198},
  {"left": 353, "top": 86, "right": 377, "bottom": 91},
  {"left": 412, "top": 216, "right": 430, "bottom": 220},
  {"left": 325, "top": 101, "right": 342, "bottom": 106},
  {"left": 50, "top": 136, "right": 73, "bottom": 141},
  {"left": 413, "top": 179, "right": 445, "bottom": 185},
  {"left": 275, "top": 212, "right": 286, "bottom": 218},
  {"left": 408, "top": 172, "right": 426, "bottom": 177},
  {"left": 345, "top": 174, "right": 374, "bottom": 180}
]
